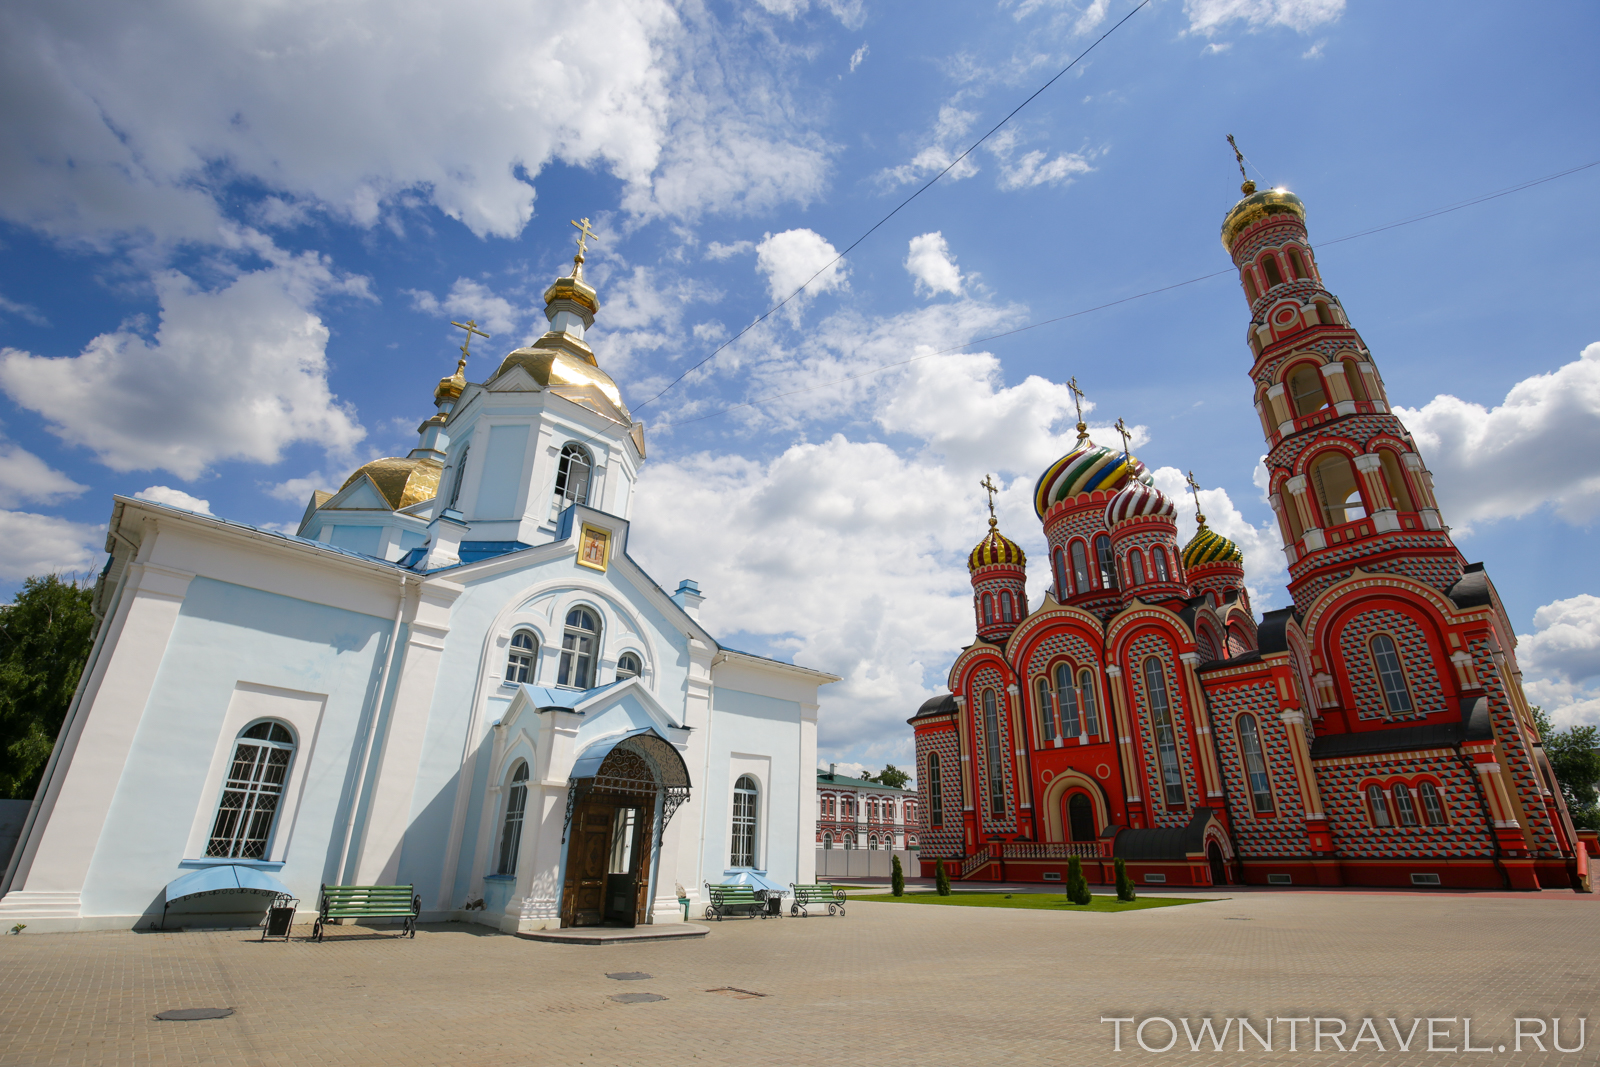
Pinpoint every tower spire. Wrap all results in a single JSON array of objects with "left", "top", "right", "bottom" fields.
[
  {"left": 979, "top": 473, "right": 1000, "bottom": 527},
  {"left": 1226, "top": 134, "right": 1256, "bottom": 195}
]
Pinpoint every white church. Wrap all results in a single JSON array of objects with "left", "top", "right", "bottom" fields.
[{"left": 0, "top": 237, "right": 836, "bottom": 934}]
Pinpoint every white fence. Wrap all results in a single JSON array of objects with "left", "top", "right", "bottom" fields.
[{"left": 814, "top": 848, "right": 916, "bottom": 879}]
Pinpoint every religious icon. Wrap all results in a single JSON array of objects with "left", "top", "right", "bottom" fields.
[{"left": 578, "top": 525, "right": 610, "bottom": 571}]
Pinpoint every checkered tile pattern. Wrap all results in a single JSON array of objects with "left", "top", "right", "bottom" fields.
[
  {"left": 915, "top": 726, "right": 963, "bottom": 859},
  {"left": 1316, "top": 752, "right": 1491, "bottom": 858},
  {"left": 1470, "top": 638, "right": 1565, "bottom": 858},
  {"left": 1209, "top": 682, "right": 1310, "bottom": 857},
  {"left": 1290, "top": 547, "right": 1462, "bottom": 611},
  {"left": 969, "top": 665, "right": 1017, "bottom": 835},
  {"left": 1336, "top": 608, "right": 1443, "bottom": 722},
  {"left": 1126, "top": 632, "right": 1202, "bottom": 829}
]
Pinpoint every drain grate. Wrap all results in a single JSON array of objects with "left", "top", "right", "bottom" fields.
[
  {"left": 706, "top": 987, "right": 768, "bottom": 999},
  {"left": 606, "top": 972, "right": 652, "bottom": 981},
  {"left": 154, "top": 1008, "right": 234, "bottom": 1021},
  {"left": 609, "top": 993, "right": 668, "bottom": 1004}
]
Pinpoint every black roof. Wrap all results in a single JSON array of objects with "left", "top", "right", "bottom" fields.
[
  {"left": 908, "top": 693, "right": 958, "bottom": 724},
  {"left": 1256, "top": 607, "right": 1296, "bottom": 654},
  {"left": 1447, "top": 563, "right": 1492, "bottom": 609},
  {"left": 1310, "top": 696, "right": 1491, "bottom": 760},
  {"left": 1111, "top": 807, "right": 1221, "bottom": 861}
]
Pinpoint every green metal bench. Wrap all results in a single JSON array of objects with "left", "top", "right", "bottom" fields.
[
  {"left": 312, "top": 884, "right": 420, "bottom": 942},
  {"left": 703, "top": 882, "right": 767, "bottom": 921},
  {"left": 789, "top": 883, "right": 845, "bottom": 917}
]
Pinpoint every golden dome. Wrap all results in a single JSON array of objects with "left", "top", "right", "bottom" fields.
[
  {"left": 967, "top": 518, "right": 1026, "bottom": 573},
  {"left": 543, "top": 258, "right": 600, "bottom": 315},
  {"left": 435, "top": 357, "right": 467, "bottom": 402},
  {"left": 1221, "top": 182, "right": 1307, "bottom": 249},
  {"left": 339, "top": 456, "right": 443, "bottom": 511},
  {"left": 493, "top": 343, "right": 630, "bottom": 421}
]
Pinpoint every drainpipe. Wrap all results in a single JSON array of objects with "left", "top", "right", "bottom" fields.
[{"left": 338, "top": 570, "right": 410, "bottom": 883}]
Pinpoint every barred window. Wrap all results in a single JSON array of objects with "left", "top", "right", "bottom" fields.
[
  {"left": 1369, "top": 634, "right": 1413, "bottom": 714},
  {"left": 1237, "top": 714, "right": 1274, "bottom": 813},
  {"left": 1144, "top": 658, "right": 1185, "bottom": 808},
  {"left": 1057, "top": 663, "right": 1081, "bottom": 739},
  {"left": 928, "top": 756, "right": 943, "bottom": 827},
  {"left": 505, "top": 629, "right": 537, "bottom": 684},
  {"left": 1070, "top": 541, "right": 1090, "bottom": 592},
  {"left": 1152, "top": 546, "right": 1170, "bottom": 583},
  {"left": 1095, "top": 535, "right": 1116, "bottom": 590},
  {"left": 206, "top": 722, "right": 295, "bottom": 859},
  {"left": 730, "top": 775, "right": 758, "bottom": 868},
  {"left": 497, "top": 762, "right": 529, "bottom": 875},
  {"left": 1393, "top": 782, "right": 1419, "bottom": 826}
]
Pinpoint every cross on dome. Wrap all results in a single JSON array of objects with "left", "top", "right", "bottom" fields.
[
  {"left": 571, "top": 216, "right": 599, "bottom": 260},
  {"left": 1067, "top": 377, "right": 1089, "bottom": 441},
  {"left": 979, "top": 473, "right": 1000, "bottom": 526},
  {"left": 1185, "top": 469, "right": 1207, "bottom": 527}
]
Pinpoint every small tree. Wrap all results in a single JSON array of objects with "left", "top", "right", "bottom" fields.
[
  {"left": 1114, "top": 857, "right": 1137, "bottom": 902},
  {"left": 0, "top": 575, "right": 98, "bottom": 800},
  {"left": 891, "top": 854, "right": 905, "bottom": 896},
  {"left": 934, "top": 858, "right": 951, "bottom": 895},
  {"left": 875, "top": 764, "right": 912, "bottom": 789},
  {"left": 1532, "top": 706, "right": 1600, "bottom": 831},
  {"left": 1065, "top": 856, "right": 1092, "bottom": 905}
]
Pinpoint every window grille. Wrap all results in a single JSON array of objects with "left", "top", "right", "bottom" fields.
[
  {"left": 558, "top": 608, "right": 599, "bottom": 688},
  {"left": 928, "top": 756, "right": 943, "bottom": 827},
  {"left": 1095, "top": 535, "right": 1116, "bottom": 590},
  {"left": 1392, "top": 783, "right": 1419, "bottom": 826},
  {"left": 1152, "top": 547, "right": 1170, "bottom": 583},
  {"left": 206, "top": 722, "right": 295, "bottom": 859},
  {"left": 982, "top": 689, "right": 1005, "bottom": 818},
  {"left": 505, "top": 630, "right": 537, "bottom": 684},
  {"left": 1036, "top": 676, "right": 1057, "bottom": 744},
  {"left": 1129, "top": 550, "right": 1146, "bottom": 585},
  {"left": 1070, "top": 541, "right": 1090, "bottom": 592},
  {"left": 1367, "top": 784, "right": 1392, "bottom": 827},
  {"left": 1057, "top": 664, "right": 1081, "bottom": 738},
  {"left": 730, "top": 776, "right": 758, "bottom": 867},
  {"left": 498, "top": 762, "right": 529, "bottom": 875}
]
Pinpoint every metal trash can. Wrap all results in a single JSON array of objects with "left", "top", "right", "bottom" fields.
[{"left": 261, "top": 893, "right": 298, "bottom": 941}]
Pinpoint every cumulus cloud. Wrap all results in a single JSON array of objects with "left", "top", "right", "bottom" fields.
[
  {"left": 0, "top": 252, "right": 368, "bottom": 479},
  {"left": 134, "top": 485, "right": 212, "bottom": 514},
  {"left": 0, "top": 441, "right": 86, "bottom": 508},
  {"left": 1395, "top": 342, "right": 1600, "bottom": 532},
  {"left": 1185, "top": 0, "right": 1345, "bottom": 36},
  {"left": 404, "top": 279, "right": 523, "bottom": 338},
  {"left": 1518, "top": 594, "right": 1600, "bottom": 728},
  {"left": 877, "top": 107, "right": 980, "bottom": 188},
  {"left": 705, "top": 241, "right": 755, "bottom": 261},
  {"left": 0, "top": 510, "right": 102, "bottom": 580},
  {"left": 904, "top": 232, "right": 963, "bottom": 298},
  {"left": 754, "top": 229, "right": 848, "bottom": 324}
]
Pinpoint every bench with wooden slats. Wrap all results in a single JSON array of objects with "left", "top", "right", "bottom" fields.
[
  {"left": 789, "top": 883, "right": 845, "bottom": 917},
  {"left": 313, "top": 884, "right": 420, "bottom": 942},
  {"left": 703, "top": 882, "right": 768, "bottom": 921}
]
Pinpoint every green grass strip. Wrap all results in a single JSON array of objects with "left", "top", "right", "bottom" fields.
[{"left": 847, "top": 891, "right": 1217, "bottom": 912}]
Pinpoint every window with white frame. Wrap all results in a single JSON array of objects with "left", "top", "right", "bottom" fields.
[
  {"left": 1057, "top": 663, "right": 1081, "bottom": 739},
  {"left": 1418, "top": 781, "right": 1448, "bottom": 826},
  {"left": 1392, "top": 782, "right": 1419, "bottom": 826},
  {"left": 1369, "top": 634, "right": 1413, "bottom": 714},
  {"left": 1079, "top": 670, "right": 1101, "bottom": 736},
  {"left": 1367, "top": 783, "right": 1392, "bottom": 827},
  {"left": 1236, "top": 714, "right": 1274, "bottom": 813},
  {"left": 551, "top": 443, "right": 593, "bottom": 517},
  {"left": 558, "top": 608, "right": 599, "bottom": 688},
  {"left": 616, "top": 651, "right": 641, "bottom": 679},
  {"left": 497, "top": 762, "right": 529, "bottom": 875},
  {"left": 206, "top": 721, "right": 295, "bottom": 859},
  {"left": 731, "top": 775, "right": 758, "bottom": 868},
  {"left": 1144, "top": 658, "right": 1186, "bottom": 808},
  {"left": 505, "top": 629, "right": 537, "bottom": 684}
]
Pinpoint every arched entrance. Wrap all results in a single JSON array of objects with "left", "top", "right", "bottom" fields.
[
  {"left": 560, "top": 730, "right": 691, "bottom": 929},
  {"left": 1207, "top": 841, "right": 1227, "bottom": 886},
  {"left": 1067, "top": 793, "right": 1096, "bottom": 843}
]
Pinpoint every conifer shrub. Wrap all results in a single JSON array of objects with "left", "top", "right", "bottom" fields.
[
  {"left": 934, "top": 858, "right": 951, "bottom": 895},
  {"left": 1114, "top": 857, "right": 1137, "bottom": 902},
  {"left": 891, "top": 854, "right": 905, "bottom": 896},
  {"left": 1065, "top": 856, "right": 1092, "bottom": 905}
]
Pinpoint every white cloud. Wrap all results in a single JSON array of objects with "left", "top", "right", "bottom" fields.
[
  {"left": 877, "top": 107, "right": 980, "bottom": 188},
  {"left": 0, "top": 441, "right": 86, "bottom": 507},
  {"left": 0, "top": 293, "right": 48, "bottom": 326},
  {"left": 753, "top": 0, "right": 865, "bottom": 25},
  {"left": 1150, "top": 466, "right": 1286, "bottom": 610},
  {"left": 134, "top": 485, "right": 212, "bottom": 515},
  {"left": 268, "top": 471, "right": 336, "bottom": 504},
  {"left": 1302, "top": 39, "right": 1327, "bottom": 59},
  {"left": 0, "top": 510, "right": 102, "bottom": 580},
  {"left": 849, "top": 43, "right": 870, "bottom": 73},
  {"left": 1519, "top": 594, "right": 1600, "bottom": 728},
  {"left": 404, "top": 279, "right": 523, "bottom": 338},
  {"left": 705, "top": 241, "right": 755, "bottom": 261},
  {"left": 754, "top": 229, "right": 848, "bottom": 324},
  {"left": 997, "top": 149, "right": 1094, "bottom": 190},
  {"left": 904, "top": 232, "right": 963, "bottom": 298},
  {"left": 1395, "top": 342, "right": 1600, "bottom": 533},
  {"left": 0, "top": 251, "right": 368, "bottom": 480},
  {"left": 1185, "top": 0, "right": 1345, "bottom": 36}
]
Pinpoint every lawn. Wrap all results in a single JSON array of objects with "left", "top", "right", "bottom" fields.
[{"left": 847, "top": 890, "right": 1218, "bottom": 913}]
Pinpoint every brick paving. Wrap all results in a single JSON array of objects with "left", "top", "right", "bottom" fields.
[{"left": 1, "top": 890, "right": 1595, "bottom": 1066}]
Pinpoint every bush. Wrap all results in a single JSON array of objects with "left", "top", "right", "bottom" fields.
[
  {"left": 1114, "top": 857, "right": 1137, "bottom": 902},
  {"left": 891, "top": 854, "right": 905, "bottom": 897},
  {"left": 934, "top": 858, "right": 951, "bottom": 896},
  {"left": 1065, "top": 856, "right": 1092, "bottom": 905}
]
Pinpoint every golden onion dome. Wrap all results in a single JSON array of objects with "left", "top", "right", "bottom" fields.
[
  {"left": 1182, "top": 524, "right": 1244, "bottom": 569},
  {"left": 435, "top": 358, "right": 468, "bottom": 402},
  {"left": 543, "top": 259, "right": 600, "bottom": 315},
  {"left": 968, "top": 518, "right": 1026, "bottom": 573},
  {"left": 339, "top": 456, "right": 444, "bottom": 511},
  {"left": 493, "top": 343, "right": 630, "bottom": 421},
  {"left": 1221, "top": 180, "right": 1307, "bottom": 249}
]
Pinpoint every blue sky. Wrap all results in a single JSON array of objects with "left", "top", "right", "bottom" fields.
[{"left": 2, "top": 0, "right": 1597, "bottom": 772}]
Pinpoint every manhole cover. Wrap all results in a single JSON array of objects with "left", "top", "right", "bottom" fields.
[
  {"left": 606, "top": 972, "right": 652, "bottom": 981},
  {"left": 154, "top": 1008, "right": 234, "bottom": 1021},
  {"left": 609, "top": 993, "right": 668, "bottom": 1004},
  {"left": 706, "top": 987, "right": 768, "bottom": 999}
]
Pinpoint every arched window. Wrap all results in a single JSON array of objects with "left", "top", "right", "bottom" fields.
[
  {"left": 1369, "top": 634, "right": 1413, "bottom": 714},
  {"left": 1288, "top": 364, "right": 1326, "bottom": 417},
  {"left": 731, "top": 775, "right": 758, "bottom": 867},
  {"left": 558, "top": 608, "right": 599, "bottom": 688},
  {"left": 1144, "top": 658, "right": 1186, "bottom": 808},
  {"left": 1242, "top": 270, "right": 1259, "bottom": 303},
  {"left": 446, "top": 444, "right": 471, "bottom": 509},
  {"left": 1057, "top": 663, "right": 1081, "bottom": 739},
  {"left": 982, "top": 688, "right": 1006, "bottom": 818},
  {"left": 1052, "top": 546, "right": 1067, "bottom": 597},
  {"left": 1279, "top": 479, "right": 1306, "bottom": 542},
  {"left": 497, "top": 761, "right": 529, "bottom": 875},
  {"left": 504, "top": 629, "right": 538, "bottom": 684},
  {"left": 1079, "top": 670, "right": 1101, "bottom": 736},
  {"left": 1342, "top": 358, "right": 1368, "bottom": 402},
  {"left": 1419, "top": 781, "right": 1447, "bottom": 826},
  {"left": 552, "top": 443, "right": 593, "bottom": 512},
  {"left": 1227, "top": 623, "right": 1252, "bottom": 657},
  {"left": 1392, "top": 782, "right": 1419, "bottom": 827},
  {"left": 823, "top": 832, "right": 833, "bottom": 850},
  {"left": 1288, "top": 248, "right": 1310, "bottom": 280},
  {"left": 1129, "top": 549, "right": 1146, "bottom": 586},
  {"left": 1236, "top": 714, "right": 1274, "bottom": 813},
  {"left": 1067, "top": 793, "right": 1096, "bottom": 842},
  {"left": 1095, "top": 535, "right": 1116, "bottom": 590},
  {"left": 1036, "top": 676, "right": 1057, "bottom": 744},
  {"left": 206, "top": 721, "right": 295, "bottom": 859},
  {"left": 1000, "top": 591, "right": 1014, "bottom": 623},
  {"left": 1379, "top": 451, "right": 1416, "bottom": 512},
  {"left": 1314, "top": 300, "right": 1333, "bottom": 325},
  {"left": 1070, "top": 541, "right": 1090, "bottom": 593},
  {"left": 981, "top": 593, "right": 995, "bottom": 625},
  {"left": 1311, "top": 453, "right": 1364, "bottom": 526},
  {"left": 1261, "top": 255, "right": 1283, "bottom": 288},
  {"left": 616, "top": 651, "right": 642, "bottom": 679},
  {"left": 928, "top": 756, "right": 943, "bottom": 827},
  {"left": 1367, "top": 784, "right": 1392, "bottom": 828},
  {"left": 1152, "top": 546, "right": 1170, "bottom": 583},
  {"left": 844, "top": 831, "right": 855, "bottom": 850}
]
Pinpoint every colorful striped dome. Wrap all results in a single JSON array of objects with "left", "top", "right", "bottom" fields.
[
  {"left": 1104, "top": 483, "right": 1175, "bottom": 527},
  {"left": 1032, "top": 440, "right": 1152, "bottom": 519},
  {"left": 1182, "top": 524, "right": 1243, "bottom": 568},
  {"left": 968, "top": 519, "right": 1026, "bottom": 573}
]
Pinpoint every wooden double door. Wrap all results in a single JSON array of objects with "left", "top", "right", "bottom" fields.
[{"left": 561, "top": 793, "right": 654, "bottom": 927}]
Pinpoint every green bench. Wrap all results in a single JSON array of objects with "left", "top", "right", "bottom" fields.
[
  {"left": 789, "top": 883, "right": 845, "bottom": 917},
  {"left": 312, "top": 884, "right": 420, "bottom": 942},
  {"left": 703, "top": 882, "right": 768, "bottom": 921}
]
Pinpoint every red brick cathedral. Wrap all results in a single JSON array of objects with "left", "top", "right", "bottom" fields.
[{"left": 911, "top": 175, "right": 1590, "bottom": 892}]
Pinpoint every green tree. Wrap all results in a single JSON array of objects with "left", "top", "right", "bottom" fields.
[
  {"left": 874, "top": 764, "right": 911, "bottom": 790},
  {"left": 1065, "top": 856, "right": 1092, "bottom": 905},
  {"left": 0, "top": 575, "right": 98, "bottom": 800},
  {"left": 891, "top": 854, "right": 905, "bottom": 896},
  {"left": 1114, "top": 857, "right": 1137, "bottom": 902},
  {"left": 1532, "top": 706, "right": 1600, "bottom": 832},
  {"left": 934, "top": 858, "right": 951, "bottom": 895}
]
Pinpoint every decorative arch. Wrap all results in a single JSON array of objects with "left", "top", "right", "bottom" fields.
[
  {"left": 1038, "top": 770, "right": 1111, "bottom": 844},
  {"left": 1279, "top": 355, "right": 1329, "bottom": 418}
]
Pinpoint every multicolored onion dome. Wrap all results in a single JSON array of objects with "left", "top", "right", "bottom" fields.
[
  {"left": 1104, "top": 483, "right": 1176, "bottom": 528},
  {"left": 1033, "top": 440, "right": 1153, "bottom": 520},
  {"left": 968, "top": 518, "right": 1026, "bottom": 573},
  {"left": 1182, "top": 524, "right": 1244, "bottom": 569},
  {"left": 1221, "top": 180, "right": 1307, "bottom": 249}
]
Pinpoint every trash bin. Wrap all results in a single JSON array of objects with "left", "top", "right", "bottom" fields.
[{"left": 262, "top": 893, "right": 298, "bottom": 941}]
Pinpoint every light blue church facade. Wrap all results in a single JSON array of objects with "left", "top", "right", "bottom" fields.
[{"left": 0, "top": 250, "right": 835, "bottom": 933}]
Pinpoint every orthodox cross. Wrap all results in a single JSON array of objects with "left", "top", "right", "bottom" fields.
[
  {"left": 1185, "top": 469, "right": 1208, "bottom": 527},
  {"left": 1226, "top": 134, "right": 1255, "bottom": 193},
  {"left": 571, "top": 217, "right": 599, "bottom": 258},
  {"left": 1067, "top": 376, "right": 1089, "bottom": 440},
  {"left": 451, "top": 319, "right": 490, "bottom": 362},
  {"left": 1113, "top": 417, "right": 1133, "bottom": 463},
  {"left": 979, "top": 473, "right": 1000, "bottom": 523}
]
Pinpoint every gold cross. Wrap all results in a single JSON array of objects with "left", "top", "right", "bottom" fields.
[
  {"left": 979, "top": 474, "right": 999, "bottom": 522},
  {"left": 1185, "top": 469, "right": 1207, "bottom": 526},
  {"left": 451, "top": 319, "right": 490, "bottom": 361},
  {"left": 1113, "top": 417, "right": 1132, "bottom": 459},
  {"left": 1066, "top": 376, "right": 1089, "bottom": 440},
  {"left": 1227, "top": 134, "right": 1255, "bottom": 193},
  {"left": 571, "top": 217, "right": 599, "bottom": 258}
]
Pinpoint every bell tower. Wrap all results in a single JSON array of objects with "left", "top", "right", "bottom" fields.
[{"left": 1221, "top": 142, "right": 1462, "bottom": 608}]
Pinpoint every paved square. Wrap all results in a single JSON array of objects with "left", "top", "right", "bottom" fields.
[{"left": 2, "top": 890, "right": 1595, "bottom": 1066}]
